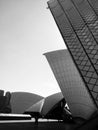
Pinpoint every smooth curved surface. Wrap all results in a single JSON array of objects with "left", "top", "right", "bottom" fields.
[
  {"left": 25, "top": 98, "right": 45, "bottom": 113},
  {"left": 10, "top": 92, "right": 43, "bottom": 114},
  {"left": 41, "top": 92, "right": 64, "bottom": 116},
  {"left": 44, "top": 49, "right": 97, "bottom": 119},
  {"left": 25, "top": 92, "right": 64, "bottom": 118}
]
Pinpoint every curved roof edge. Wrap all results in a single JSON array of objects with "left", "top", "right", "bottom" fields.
[{"left": 43, "top": 49, "right": 68, "bottom": 56}]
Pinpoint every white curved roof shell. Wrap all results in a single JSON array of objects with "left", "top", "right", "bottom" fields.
[
  {"left": 25, "top": 98, "right": 45, "bottom": 113},
  {"left": 41, "top": 92, "right": 64, "bottom": 116},
  {"left": 25, "top": 92, "right": 64, "bottom": 116},
  {"left": 10, "top": 92, "right": 43, "bottom": 114},
  {"left": 44, "top": 49, "right": 97, "bottom": 119}
]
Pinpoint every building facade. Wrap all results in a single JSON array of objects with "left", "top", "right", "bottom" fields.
[{"left": 47, "top": 0, "right": 98, "bottom": 112}]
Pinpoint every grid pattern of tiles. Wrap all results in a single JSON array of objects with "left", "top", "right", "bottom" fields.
[
  {"left": 87, "top": 0, "right": 98, "bottom": 15},
  {"left": 44, "top": 50, "right": 97, "bottom": 119},
  {"left": 48, "top": 0, "right": 98, "bottom": 107},
  {"left": 71, "top": 0, "right": 98, "bottom": 48}
]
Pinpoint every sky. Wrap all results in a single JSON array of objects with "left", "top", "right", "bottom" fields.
[{"left": 0, "top": 0, "right": 66, "bottom": 97}]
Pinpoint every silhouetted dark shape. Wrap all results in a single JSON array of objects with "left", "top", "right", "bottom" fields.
[
  {"left": 0, "top": 91, "right": 11, "bottom": 113},
  {"left": 0, "top": 91, "right": 12, "bottom": 113},
  {"left": 44, "top": 98, "right": 72, "bottom": 122},
  {"left": 0, "top": 96, "right": 5, "bottom": 112},
  {"left": 0, "top": 90, "right": 4, "bottom": 96},
  {"left": 4, "top": 91, "right": 11, "bottom": 113}
]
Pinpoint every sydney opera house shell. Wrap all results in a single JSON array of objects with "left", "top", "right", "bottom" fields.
[
  {"left": 10, "top": 92, "right": 43, "bottom": 114},
  {"left": 44, "top": 49, "right": 97, "bottom": 120},
  {"left": 47, "top": 0, "right": 98, "bottom": 125},
  {"left": 24, "top": 92, "right": 68, "bottom": 120}
]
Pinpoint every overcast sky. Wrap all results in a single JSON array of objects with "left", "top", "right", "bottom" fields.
[{"left": 0, "top": 0, "right": 66, "bottom": 97}]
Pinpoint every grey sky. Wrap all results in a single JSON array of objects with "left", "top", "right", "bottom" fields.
[{"left": 0, "top": 0, "right": 66, "bottom": 97}]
